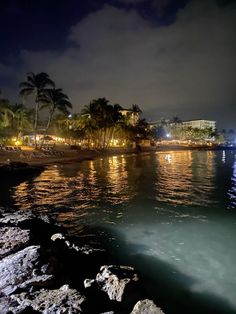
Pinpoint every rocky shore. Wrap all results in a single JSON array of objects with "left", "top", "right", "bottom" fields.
[{"left": 0, "top": 210, "right": 164, "bottom": 314}]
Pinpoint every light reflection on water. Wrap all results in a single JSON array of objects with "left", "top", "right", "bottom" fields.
[{"left": 11, "top": 150, "right": 236, "bottom": 313}]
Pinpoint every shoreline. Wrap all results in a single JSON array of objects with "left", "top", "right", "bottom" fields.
[{"left": 0, "top": 145, "right": 234, "bottom": 168}]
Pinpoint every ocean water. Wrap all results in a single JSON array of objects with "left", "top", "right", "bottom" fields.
[{"left": 4, "top": 150, "right": 236, "bottom": 314}]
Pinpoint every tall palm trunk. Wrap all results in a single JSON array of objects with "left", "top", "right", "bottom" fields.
[
  {"left": 103, "top": 128, "right": 107, "bottom": 149},
  {"left": 107, "top": 127, "right": 115, "bottom": 148},
  {"left": 45, "top": 109, "right": 54, "bottom": 132},
  {"left": 40, "top": 107, "right": 54, "bottom": 148},
  {"left": 34, "top": 103, "right": 38, "bottom": 148}
]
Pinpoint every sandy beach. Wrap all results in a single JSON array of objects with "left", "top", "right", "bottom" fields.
[
  {"left": 0, "top": 146, "right": 148, "bottom": 168},
  {"left": 0, "top": 144, "right": 225, "bottom": 168},
  {"left": 0, "top": 147, "right": 100, "bottom": 167}
]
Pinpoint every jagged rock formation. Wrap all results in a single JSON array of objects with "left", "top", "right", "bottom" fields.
[
  {"left": 0, "top": 227, "right": 30, "bottom": 258},
  {"left": 130, "top": 299, "right": 165, "bottom": 314},
  {"left": 0, "top": 245, "right": 53, "bottom": 295},
  {"left": 0, "top": 211, "right": 164, "bottom": 314},
  {"left": 9, "top": 285, "right": 86, "bottom": 314},
  {"left": 84, "top": 265, "right": 144, "bottom": 310}
]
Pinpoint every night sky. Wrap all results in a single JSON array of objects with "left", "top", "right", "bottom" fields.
[{"left": 1, "top": 0, "right": 235, "bottom": 129}]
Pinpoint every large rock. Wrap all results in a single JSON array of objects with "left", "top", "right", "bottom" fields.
[
  {"left": 130, "top": 299, "right": 165, "bottom": 314},
  {"left": 85, "top": 265, "right": 144, "bottom": 311},
  {"left": 0, "top": 296, "right": 17, "bottom": 314},
  {"left": 9, "top": 285, "right": 86, "bottom": 314},
  {"left": 0, "top": 245, "right": 53, "bottom": 296},
  {"left": 0, "top": 211, "right": 36, "bottom": 226},
  {"left": 0, "top": 227, "right": 30, "bottom": 258},
  {"left": 0, "top": 212, "right": 62, "bottom": 249},
  {"left": 95, "top": 265, "right": 140, "bottom": 302}
]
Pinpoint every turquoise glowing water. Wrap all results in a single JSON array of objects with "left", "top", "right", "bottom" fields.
[{"left": 6, "top": 150, "right": 236, "bottom": 313}]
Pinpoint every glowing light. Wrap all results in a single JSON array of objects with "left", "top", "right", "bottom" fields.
[
  {"left": 12, "top": 138, "right": 22, "bottom": 146},
  {"left": 165, "top": 154, "right": 172, "bottom": 162},
  {"left": 15, "top": 140, "right": 22, "bottom": 146}
]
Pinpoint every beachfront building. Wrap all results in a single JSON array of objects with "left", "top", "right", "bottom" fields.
[
  {"left": 22, "top": 132, "right": 67, "bottom": 146},
  {"left": 120, "top": 108, "right": 139, "bottom": 126},
  {"left": 147, "top": 118, "right": 217, "bottom": 143},
  {"left": 181, "top": 119, "right": 216, "bottom": 131},
  {"left": 167, "top": 119, "right": 217, "bottom": 143}
]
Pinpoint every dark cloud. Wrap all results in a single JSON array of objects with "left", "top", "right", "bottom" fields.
[{"left": 1, "top": 0, "right": 236, "bottom": 128}]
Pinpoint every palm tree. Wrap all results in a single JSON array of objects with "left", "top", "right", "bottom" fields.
[
  {"left": 81, "top": 98, "right": 125, "bottom": 148},
  {"left": 12, "top": 103, "right": 33, "bottom": 139},
  {"left": 0, "top": 91, "right": 14, "bottom": 128},
  {"left": 131, "top": 104, "right": 142, "bottom": 112},
  {"left": 41, "top": 88, "right": 72, "bottom": 134},
  {"left": 171, "top": 116, "right": 182, "bottom": 124},
  {"left": 135, "top": 118, "right": 149, "bottom": 138},
  {"left": 130, "top": 104, "right": 142, "bottom": 125},
  {"left": 19, "top": 72, "right": 55, "bottom": 147},
  {"left": 82, "top": 98, "right": 110, "bottom": 148}
]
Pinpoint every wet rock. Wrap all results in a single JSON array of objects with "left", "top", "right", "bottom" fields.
[
  {"left": 0, "top": 245, "right": 53, "bottom": 296},
  {"left": 0, "top": 227, "right": 30, "bottom": 258},
  {"left": 51, "top": 233, "right": 65, "bottom": 241},
  {"left": 95, "top": 265, "right": 140, "bottom": 302},
  {"left": 0, "top": 296, "right": 17, "bottom": 314},
  {"left": 0, "top": 211, "right": 36, "bottom": 226},
  {"left": 51, "top": 232, "right": 104, "bottom": 255},
  {"left": 0, "top": 212, "right": 62, "bottom": 249},
  {"left": 130, "top": 299, "right": 165, "bottom": 314},
  {"left": 0, "top": 211, "right": 54, "bottom": 228},
  {"left": 85, "top": 265, "right": 144, "bottom": 312},
  {"left": 9, "top": 285, "right": 86, "bottom": 314},
  {"left": 84, "top": 279, "right": 96, "bottom": 288}
]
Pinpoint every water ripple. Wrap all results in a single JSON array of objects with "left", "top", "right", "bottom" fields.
[{"left": 12, "top": 151, "right": 236, "bottom": 222}]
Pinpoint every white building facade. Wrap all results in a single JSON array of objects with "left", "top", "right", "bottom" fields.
[
  {"left": 120, "top": 109, "right": 139, "bottom": 126},
  {"left": 181, "top": 120, "right": 216, "bottom": 131}
]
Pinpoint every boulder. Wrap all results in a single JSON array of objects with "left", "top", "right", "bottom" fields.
[
  {"left": 0, "top": 296, "right": 17, "bottom": 314},
  {"left": 0, "top": 227, "right": 30, "bottom": 258},
  {"left": 95, "top": 265, "right": 140, "bottom": 302},
  {"left": 0, "top": 245, "right": 53, "bottom": 296},
  {"left": 130, "top": 299, "right": 165, "bottom": 314},
  {"left": 85, "top": 265, "right": 144, "bottom": 311},
  {"left": 0, "top": 211, "right": 36, "bottom": 226},
  {"left": 0, "top": 212, "right": 62, "bottom": 248},
  {"left": 0, "top": 211, "right": 53, "bottom": 227},
  {"left": 9, "top": 285, "right": 86, "bottom": 314}
]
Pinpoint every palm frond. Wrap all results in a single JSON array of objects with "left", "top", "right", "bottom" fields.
[
  {"left": 19, "top": 88, "right": 34, "bottom": 97},
  {"left": 19, "top": 82, "right": 34, "bottom": 89}
]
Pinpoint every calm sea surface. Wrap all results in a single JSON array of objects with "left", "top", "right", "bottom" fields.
[{"left": 3, "top": 150, "right": 236, "bottom": 314}]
